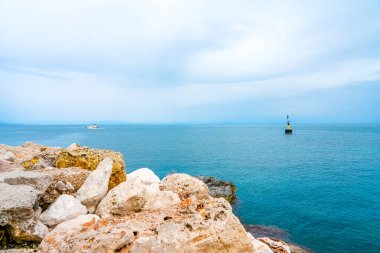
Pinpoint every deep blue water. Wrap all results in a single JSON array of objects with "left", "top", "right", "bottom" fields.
[{"left": 1, "top": 124, "right": 379, "bottom": 253}]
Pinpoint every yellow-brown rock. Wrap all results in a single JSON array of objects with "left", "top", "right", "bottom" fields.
[{"left": 55, "top": 147, "right": 126, "bottom": 189}]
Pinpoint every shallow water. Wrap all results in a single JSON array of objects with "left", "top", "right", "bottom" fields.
[{"left": 1, "top": 124, "right": 379, "bottom": 253}]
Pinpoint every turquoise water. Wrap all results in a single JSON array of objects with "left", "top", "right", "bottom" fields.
[{"left": 1, "top": 124, "right": 379, "bottom": 253}]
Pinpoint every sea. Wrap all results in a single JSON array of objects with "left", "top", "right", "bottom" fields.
[{"left": 0, "top": 124, "right": 379, "bottom": 253}]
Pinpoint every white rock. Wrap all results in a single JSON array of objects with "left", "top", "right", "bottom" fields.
[
  {"left": 160, "top": 173, "right": 209, "bottom": 202},
  {"left": 128, "top": 168, "right": 160, "bottom": 185},
  {"left": 0, "top": 148, "right": 15, "bottom": 162},
  {"left": 247, "top": 233, "right": 273, "bottom": 253},
  {"left": 96, "top": 180, "right": 147, "bottom": 218},
  {"left": 144, "top": 190, "right": 180, "bottom": 211},
  {"left": 67, "top": 143, "right": 80, "bottom": 151},
  {"left": 40, "top": 194, "right": 88, "bottom": 227},
  {"left": 53, "top": 214, "right": 100, "bottom": 232},
  {"left": 76, "top": 157, "right": 113, "bottom": 213},
  {"left": 130, "top": 236, "right": 157, "bottom": 253}
]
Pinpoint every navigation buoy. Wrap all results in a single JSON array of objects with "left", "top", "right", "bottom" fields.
[{"left": 285, "top": 115, "right": 292, "bottom": 134}]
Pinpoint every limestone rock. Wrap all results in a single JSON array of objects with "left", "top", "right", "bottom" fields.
[
  {"left": 0, "top": 183, "right": 47, "bottom": 243},
  {"left": 128, "top": 168, "right": 160, "bottom": 185},
  {"left": 55, "top": 147, "right": 126, "bottom": 189},
  {"left": 160, "top": 173, "right": 209, "bottom": 202},
  {"left": 0, "top": 143, "right": 60, "bottom": 170},
  {"left": 258, "top": 237, "right": 291, "bottom": 253},
  {"left": 196, "top": 176, "right": 237, "bottom": 203},
  {"left": 96, "top": 180, "right": 147, "bottom": 218},
  {"left": 288, "top": 243, "right": 313, "bottom": 253},
  {"left": 37, "top": 167, "right": 90, "bottom": 209},
  {"left": 0, "top": 148, "right": 15, "bottom": 162},
  {"left": 144, "top": 190, "right": 180, "bottom": 211},
  {"left": 40, "top": 197, "right": 253, "bottom": 253},
  {"left": 0, "top": 171, "right": 52, "bottom": 196},
  {"left": 66, "top": 143, "right": 80, "bottom": 151},
  {"left": 7, "top": 220, "right": 48, "bottom": 243},
  {"left": 39, "top": 214, "right": 135, "bottom": 253},
  {"left": 247, "top": 233, "right": 274, "bottom": 253},
  {"left": 0, "top": 183, "right": 38, "bottom": 226},
  {"left": 76, "top": 158, "right": 113, "bottom": 213},
  {"left": 0, "top": 160, "right": 24, "bottom": 173},
  {"left": 40, "top": 194, "right": 87, "bottom": 227}
]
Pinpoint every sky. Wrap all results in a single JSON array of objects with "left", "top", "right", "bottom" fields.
[{"left": 0, "top": 0, "right": 380, "bottom": 124}]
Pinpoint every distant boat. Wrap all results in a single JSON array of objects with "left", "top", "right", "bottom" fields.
[
  {"left": 86, "top": 124, "right": 99, "bottom": 129},
  {"left": 285, "top": 115, "right": 292, "bottom": 134}
]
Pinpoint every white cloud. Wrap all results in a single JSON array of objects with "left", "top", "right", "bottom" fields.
[{"left": 0, "top": 0, "right": 380, "bottom": 122}]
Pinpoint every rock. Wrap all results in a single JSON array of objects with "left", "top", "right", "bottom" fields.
[
  {"left": 76, "top": 158, "right": 113, "bottom": 213},
  {"left": 0, "top": 171, "right": 52, "bottom": 196},
  {"left": 41, "top": 197, "right": 253, "bottom": 253},
  {"left": 288, "top": 243, "right": 314, "bottom": 253},
  {"left": 96, "top": 180, "right": 147, "bottom": 218},
  {"left": 0, "top": 143, "right": 59, "bottom": 170},
  {"left": 128, "top": 168, "right": 160, "bottom": 185},
  {"left": 196, "top": 176, "right": 237, "bottom": 203},
  {"left": 66, "top": 143, "right": 80, "bottom": 151},
  {"left": 40, "top": 194, "right": 87, "bottom": 227},
  {"left": 36, "top": 167, "right": 90, "bottom": 209},
  {"left": 55, "top": 147, "right": 126, "bottom": 189},
  {"left": 0, "top": 149, "right": 15, "bottom": 162},
  {"left": 258, "top": 237, "right": 291, "bottom": 253},
  {"left": 0, "top": 183, "right": 39, "bottom": 226},
  {"left": 0, "top": 160, "right": 24, "bottom": 173},
  {"left": 247, "top": 233, "right": 274, "bottom": 253},
  {"left": 144, "top": 190, "right": 180, "bottom": 211},
  {"left": 0, "top": 183, "right": 47, "bottom": 243},
  {"left": 160, "top": 173, "right": 209, "bottom": 202},
  {"left": 8, "top": 220, "right": 48, "bottom": 243}
]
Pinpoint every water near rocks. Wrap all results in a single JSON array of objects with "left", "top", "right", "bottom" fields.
[{"left": 0, "top": 124, "right": 379, "bottom": 253}]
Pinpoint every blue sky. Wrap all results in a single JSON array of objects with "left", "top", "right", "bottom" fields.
[{"left": 0, "top": 0, "right": 380, "bottom": 124}]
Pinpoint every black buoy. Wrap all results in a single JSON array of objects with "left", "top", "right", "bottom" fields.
[{"left": 285, "top": 115, "right": 292, "bottom": 134}]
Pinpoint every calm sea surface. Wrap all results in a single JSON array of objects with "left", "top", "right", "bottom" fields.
[{"left": 0, "top": 124, "right": 379, "bottom": 253}]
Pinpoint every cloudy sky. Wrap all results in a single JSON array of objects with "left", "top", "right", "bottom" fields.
[{"left": 1, "top": 0, "right": 380, "bottom": 124}]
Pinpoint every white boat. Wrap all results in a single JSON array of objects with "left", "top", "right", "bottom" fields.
[{"left": 86, "top": 124, "right": 99, "bottom": 129}]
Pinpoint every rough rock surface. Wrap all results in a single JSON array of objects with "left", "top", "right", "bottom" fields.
[
  {"left": 258, "top": 237, "right": 291, "bottom": 253},
  {"left": 247, "top": 233, "right": 274, "bottom": 253},
  {"left": 0, "top": 183, "right": 48, "bottom": 243},
  {"left": 160, "top": 173, "right": 209, "bottom": 201},
  {"left": 0, "top": 143, "right": 59, "bottom": 170},
  {"left": 196, "top": 176, "right": 237, "bottom": 203},
  {"left": 40, "top": 197, "right": 253, "bottom": 253},
  {"left": 0, "top": 172, "right": 51, "bottom": 196},
  {"left": 36, "top": 167, "right": 90, "bottom": 209},
  {"left": 55, "top": 147, "right": 126, "bottom": 189},
  {"left": 76, "top": 158, "right": 113, "bottom": 213},
  {"left": 96, "top": 180, "right": 147, "bottom": 218},
  {"left": 40, "top": 195, "right": 87, "bottom": 227},
  {"left": 0, "top": 149, "right": 15, "bottom": 162},
  {"left": 0, "top": 160, "right": 24, "bottom": 173}
]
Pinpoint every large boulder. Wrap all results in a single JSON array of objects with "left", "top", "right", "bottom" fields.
[
  {"left": 0, "top": 143, "right": 60, "bottom": 170},
  {"left": 96, "top": 180, "right": 147, "bottom": 219},
  {"left": 76, "top": 158, "right": 113, "bottom": 213},
  {"left": 55, "top": 147, "right": 126, "bottom": 189},
  {"left": 40, "top": 197, "right": 253, "bottom": 253},
  {"left": 0, "top": 171, "right": 52, "bottom": 196},
  {"left": 196, "top": 176, "right": 237, "bottom": 203},
  {"left": 40, "top": 194, "right": 87, "bottom": 227},
  {"left": 160, "top": 173, "right": 209, "bottom": 202},
  {"left": 0, "top": 183, "right": 48, "bottom": 243},
  {"left": 36, "top": 167, "right": 90, "bottom": 209}
]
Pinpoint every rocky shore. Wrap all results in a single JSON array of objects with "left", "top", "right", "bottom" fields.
[{"left": 1, "top": 142, "right": 306, "bottom": 252}]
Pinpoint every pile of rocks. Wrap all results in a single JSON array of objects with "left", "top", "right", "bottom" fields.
[{"left": 0, "top": 143, "right": 293, "bottom": 253}]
